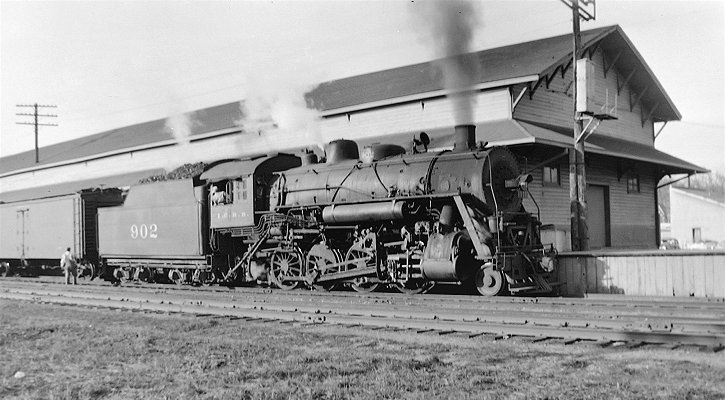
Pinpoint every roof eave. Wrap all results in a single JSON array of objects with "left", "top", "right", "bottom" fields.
[
  {"left": 319, "top": 74, "right": 539, "bottom": 117},
  {"left": 611, "top": 26, "right": 682, "bottom": 121}
]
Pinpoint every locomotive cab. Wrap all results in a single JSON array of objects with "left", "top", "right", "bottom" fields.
[{"left": 199, "top": 153, "right": 301, "bottom": 283}]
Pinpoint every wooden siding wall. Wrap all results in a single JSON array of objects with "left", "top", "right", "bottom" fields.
[
  {"left": 318, "top": 89, "right": 512, "bottom": 141},
  {"left": 556, "top": 252, "right": 725, "bottom": 298},
  {"left": 520, "top": 152, "right": 571, "bottom": 230},
  {"left": 513, "top": 49, "right": 655, "bottom": 146},
  {"left": 587, "top": 155, "right": 658, "bottom": 248},
  {"left": 520, "top": 152, "right": 659, "bottom": 249}
]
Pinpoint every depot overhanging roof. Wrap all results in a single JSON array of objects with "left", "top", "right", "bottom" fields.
[{"left": 367, "top": 119, "right": 706, "bottom": 176}]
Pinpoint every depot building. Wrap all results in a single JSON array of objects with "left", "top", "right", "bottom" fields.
[{"left": 0, "top": 25, "right": 705, "bottom": 252}]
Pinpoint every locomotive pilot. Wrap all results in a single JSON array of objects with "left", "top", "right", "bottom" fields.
[{"left": 60, "top": 247, "right": 78, "bottom": 285}]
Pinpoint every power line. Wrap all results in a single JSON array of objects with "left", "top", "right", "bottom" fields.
[{"left": 15, "top": 103, "right": 58, "bottom": 163}]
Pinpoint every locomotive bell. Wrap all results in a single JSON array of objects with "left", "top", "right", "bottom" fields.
[
  {"left": 300, "top": 150, "right": 318, "bottom": 166},
  {"left": 453, "top": 124, "right": 476, "bottom": 152},
  {"left": 325, "top": 139, "right": 359, "bottom": 164}
]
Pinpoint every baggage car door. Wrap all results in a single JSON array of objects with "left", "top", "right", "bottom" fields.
[{"left": 16, "top": 208, "right": 29, "bottom": 260}]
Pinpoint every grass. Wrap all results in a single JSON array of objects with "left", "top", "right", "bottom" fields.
[{"left": 1, "top": 300, "right": 723, "bottom": 400}]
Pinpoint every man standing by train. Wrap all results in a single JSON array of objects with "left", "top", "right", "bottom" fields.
[{"left": 60, "top": 247, "right": 77, "bottom": 285}]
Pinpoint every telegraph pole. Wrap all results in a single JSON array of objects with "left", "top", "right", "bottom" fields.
[
  {"left": 565, "top": 0, "right": 591, "bottom": 251},
  {"left": 16, "top": 103, "right": 58, "bottom": 163}
]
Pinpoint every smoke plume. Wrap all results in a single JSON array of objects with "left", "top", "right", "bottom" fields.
[{"left": 413, "top": 0, "right": 482, "bottom": 124}]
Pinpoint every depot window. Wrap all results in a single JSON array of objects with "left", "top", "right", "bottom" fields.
[
  {"left": 543, "top": 165, "right": 560, "bottom": 186},
  {"left": 627, "top": 175, "right": 640, "bottom": 193}
]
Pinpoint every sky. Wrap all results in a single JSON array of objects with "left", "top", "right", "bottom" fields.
[{"left": 1, "top": 0, "right": 724, "bottom": 172}]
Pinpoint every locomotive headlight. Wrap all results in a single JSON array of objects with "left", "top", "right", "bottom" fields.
[{"left": 504, "top": 173, "right": 533, "bottom": 189}]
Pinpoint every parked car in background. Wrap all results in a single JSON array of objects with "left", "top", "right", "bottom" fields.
[
  {"left": 689, "top": 240, "right": 719, "bottom": 250},
  {"left": 659, "top": 238, "right": 680, "bottom": 250}
]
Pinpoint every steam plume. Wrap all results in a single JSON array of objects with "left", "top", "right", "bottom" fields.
[
  {"left": 165, "top": 112, "right": 197, "bottom": 147},
  {"left": 237, "top": 70, "right": 323, "bottom": 153},
  {"left": 164, "top": 110, "right": 199, "bottom": 171}
]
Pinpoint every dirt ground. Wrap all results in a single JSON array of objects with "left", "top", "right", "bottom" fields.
[{"left": 0, "top": 300, "right": 723, "bottom": 400}]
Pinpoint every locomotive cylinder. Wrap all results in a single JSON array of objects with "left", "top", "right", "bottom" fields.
[
  {"left": 419, "top": 231, "right": 477, "bottom": 282},
  {"left": 321, "top": 201, "right": 410, "bottom": 224}
]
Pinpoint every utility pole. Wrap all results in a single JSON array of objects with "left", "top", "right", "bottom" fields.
[
  {"left": 563, "top": 0, "right": 593, "bottom": 251},
  {"left": 16, "top": 103, "right": 58, "bottom": 163}
]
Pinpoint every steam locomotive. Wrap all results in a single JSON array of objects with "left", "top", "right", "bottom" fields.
[{"left": 98, "top": 124, "right": 555, "bottom": 295}]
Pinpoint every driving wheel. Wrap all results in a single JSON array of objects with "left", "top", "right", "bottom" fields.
[{"left": 270, "top": 249, "right": 304, "bottom": 290}]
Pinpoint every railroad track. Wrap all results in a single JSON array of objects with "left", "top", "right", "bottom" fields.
[{"left": 2, "top": 278, "right": 724, "bottom": 350}]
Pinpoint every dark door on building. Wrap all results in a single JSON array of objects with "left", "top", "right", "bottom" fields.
[{"left": 587, "top": 185, "right": 610, "bottom": 249}]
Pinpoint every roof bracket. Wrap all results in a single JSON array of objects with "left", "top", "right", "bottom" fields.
[
  {"left": 546, "top": 66, "right": 560, "bottom": 88},
  {"left": 512, "top": 86, "right": 528, "bottom": 110},
  {"left": 603, "top": 51, "right": 622, "bottom": 79},
  {"left": 561, "top": 58, "right": 573, "bottom": 79},
  {"left": 617, "top": 69, "right": 636, "bottom": 96},
  {"left": 657, "top": 173, "right": 695, "bottom": 189},
  {"left": 641, "top": 101, "right": 660, "bottom": 127},
  {"left": 575, "top": 115, "right": 602, "bottom": 144},
  {"left": 631, "top": 85, "right": 649, "bottom": 112},
  {"left": 528, "top": 78, "right": 544, "bottom": 100},
  {"left": 617, "top": 160, "right": 637, "bottom": 181},
  {"left": 654, "top": 121, "right": 668, "bottom": 141},
  {"left": 585, "top": 40, "right": 602, "bottom": 60}
]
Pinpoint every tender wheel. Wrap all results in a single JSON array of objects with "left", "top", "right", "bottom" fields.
[
  {"left": 1, "top": 262, "right": 12, "bottom": 277},
  {"left": 475, "top": 264, "right": 506, "bottom": 296},
  {"left": 394, "top": 280, "right": 434, "bottom": 295},
  {"left": 113, "top": 268, "right": 128, "bottom": 282},
  {"left": 78, "top": 263, "right": 95, "bottom": 280},
  {"left": 270, "top": 249, "right": 303, "bottom": 290},
  {"left": 345, "top": 245, "right": 380, "bottom": 293},
  {"left": 168, "top": 269, "right": 185, "bottom": 285},
  {"left": 134, "top": 266, "right": 151, "bottom": 282}
]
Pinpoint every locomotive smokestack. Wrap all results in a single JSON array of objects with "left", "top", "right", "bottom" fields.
[{"left": 453, "top": 124, "right": 475, "bottom": 152}]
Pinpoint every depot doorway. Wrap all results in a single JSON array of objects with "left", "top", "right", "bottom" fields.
[{"left": 587, "top": 184, "right": 610, "bottom": 249}]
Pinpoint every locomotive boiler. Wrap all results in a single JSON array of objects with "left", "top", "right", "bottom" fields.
[{"left": 210, "top": 124, "right": 554, "bottom": 295}]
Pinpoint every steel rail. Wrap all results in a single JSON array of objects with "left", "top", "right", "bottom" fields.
[
  {"left": 5, "top": 277, "right": 725, "bottom": 312},
  {"left": 8, "top": 286, "right": 723, "bottom": 334},
  {"left": 2, "top": 285, "right": 723, "bottom": 348},
  {"left": 4, "top": 280, "right": 723, "bottom": 325},
  {"left": 6, "top": 278, "right": 725, "bottom": 309}
]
